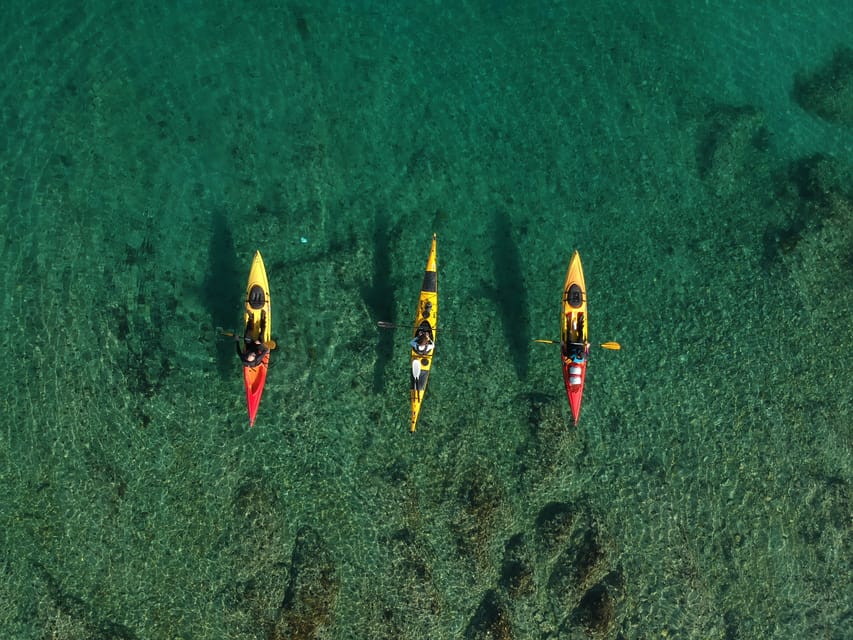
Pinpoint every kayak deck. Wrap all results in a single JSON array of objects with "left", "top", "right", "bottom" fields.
[
  {"left": 241, "top": 250, "right": 271, "bottom": 427},
  {"left": 561, "top": 250, "right": 589, "bottom": 425},
  {"left": 243, "top": 353, "right": 269, "bottom": 426}
]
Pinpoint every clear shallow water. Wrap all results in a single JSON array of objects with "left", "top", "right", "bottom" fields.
[{"left": 1, "top": 2, "right": 851, "bottom": 638}]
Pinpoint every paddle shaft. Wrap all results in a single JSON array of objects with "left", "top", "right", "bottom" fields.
[
  {"left": 533, "top": 339, "right": 621, "bottom": 350},
  {"left": 218, "top": 328, "right": 277, "bottom": 350}
]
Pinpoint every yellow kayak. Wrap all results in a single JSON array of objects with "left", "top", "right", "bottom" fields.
[
  {"left": 410, "top": 234, "right": 437, "bottom": 432},
  {"left": 240, "top": 250, "right": 272, "bottom": 427}
]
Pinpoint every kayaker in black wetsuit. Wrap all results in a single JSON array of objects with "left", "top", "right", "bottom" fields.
[
  {"left": 237, "top": 336, "right": 269, "bottom": 367},
  {"left": 236, "top": 310, "right": 269, "bottom": 367},
  {"left": 570, "top": 343, "right": 586, "bottom": 363},
  {"left": 410, "top": 328, "right": 434, "bottom": 355}
]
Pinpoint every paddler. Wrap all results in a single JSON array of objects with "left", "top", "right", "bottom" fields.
[
  {"left": 411, "top": 328, "right": 434, "bottom": 355},
  {"left": 236, "top": 311, "right": 269, "bottom": 367},
  {"left": 236, "top": 336, "right": 269, "bottom": 367}
]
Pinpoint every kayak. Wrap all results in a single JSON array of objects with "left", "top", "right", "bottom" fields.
[
  {"left": 561, "top": 250, "right": 589, "bottom": 425},
  {"left": 410, "top": 234, "right": 437, "bottom": 433},
  {"left": 241, "top": 250, "right": 272, "bottom": 427}
]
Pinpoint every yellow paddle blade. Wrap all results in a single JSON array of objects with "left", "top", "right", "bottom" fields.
[
  {"left": 267, "top": 339, "right": 277, "bottom": 350},
  {"left": 600, "top": 341, "right": 621, "bottom": 350},
  {"left": 533, "top": 339, "right": 558, "bottom": 345}
]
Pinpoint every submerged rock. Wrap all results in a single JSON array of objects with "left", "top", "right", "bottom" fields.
[
  {"left": 269, "top": 526, "right": 340, "bottom": 640},
  {"left": 538, "top": 501, "right": 618, "bottom": 633},
  {"left": 763, "top": 153, "right": 853, "bottom": 266},
  {"left": 498, "top": 534, "right": 534, "bottom": 598},
  {"left": 32, "top": 561, "right": 138, "bottom": 639},
  {"left": 547, "top": 525, "right": 606, "bottom": 609},
  {"left": 464, "top": 589, "right": 514, "bottom": 640},
  {"left": 534, "top": 501, "right": 576, "bottom": 558},
  {"left": 228, "top": 474, "right": 291, "bottom": 628},
  {"left": 384, "top": 526, "right": 443, "bottom": 621},
  {"left": 451, "top": 466, "right": 505, "bottom": 569},
  {"left": 567, "top": 570, "right": 624, "bottom": 637},
  {"left": 792, "top": 47, "right": 853, "bottom": 127},
  {"left": 695, "top": 104, "right": 770, "bottom": 195}
]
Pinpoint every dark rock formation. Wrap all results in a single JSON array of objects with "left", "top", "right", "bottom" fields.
[
  {"left": 695, "top": 104, "right": 770, "bottom": 193},
  {"left": 464, "top": 589, "right": 514, "bottom": 640},
  {"left": 385, "top": 526, "right": 442, "bottom": 618},
  {"left": 498, "top": 534, "right": 534, "bottom": 598},
  {"left": 451, "top": 466, "right": 504, "bottom": 568},
  {"left": 547, "top": 524, "right": 606, "bottom": 610},
  {"left": 534, "top": 501, "right": 576, "bottom": 558},
  {"left": 764, "top": 153, "right": 853, "bottom": 265},
  {"left": 227, "top": 474, "right": 291, "bottom": 634},
  {"left": 792, "top": 46, "right": 853, "bottom": 127},
  {"left": 571, "top": 570, "right": 624, "bottom": 636},
  {"left": 32, "top": 561, "right": 138, "bottom": 639},
  {"left": 269, "top": 526, "right": 340, "bottom": 640}
]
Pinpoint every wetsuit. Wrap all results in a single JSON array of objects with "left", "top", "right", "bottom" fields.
[{"left": 236, "top": 336, "right": 269, "bottom": 367}]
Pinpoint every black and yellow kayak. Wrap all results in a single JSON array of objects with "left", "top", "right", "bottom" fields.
[
  {"left": 241, "top": 251, "right": 272, "bottom": 427},
  {"left": 410, "top": 234, "right": 437, "bottom": 432}
]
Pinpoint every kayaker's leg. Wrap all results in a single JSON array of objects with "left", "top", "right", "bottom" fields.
[{"left": 259, "top": 310, "right": 267, "bottom": 338}]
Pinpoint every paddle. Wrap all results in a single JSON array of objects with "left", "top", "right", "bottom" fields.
[
  {"left": 217, "top": 328, "right": 278, "bottom": 350},
  {"left": 377, "top": 320, "right": 453, "bottom": 333},
  {"left": 533, "top": 339, "right": 621, "bottom": 350}
]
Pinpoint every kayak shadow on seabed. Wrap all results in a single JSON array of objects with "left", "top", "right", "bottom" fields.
[
  {"left": 203, "top": 207, "right": 242, "bottom": 379},
  {"left": 484, "top": 209, "right": 531, "bottom": 380},
  {"left": 361, "top": 208, "right": 399, "bottom": 394}
]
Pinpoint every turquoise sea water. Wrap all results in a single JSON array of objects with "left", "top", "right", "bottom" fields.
[{"left": 1, "top": 2, "right": 851, "bottom": 638}]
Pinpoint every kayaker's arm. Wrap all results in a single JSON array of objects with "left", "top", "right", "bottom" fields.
[{"left": 235, "top": 335, "right": 271, "bottom": 366}]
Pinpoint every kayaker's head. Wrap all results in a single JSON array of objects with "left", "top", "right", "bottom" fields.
[{"left": 247, "top": 352, "right": 256, "bottom": 362}]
